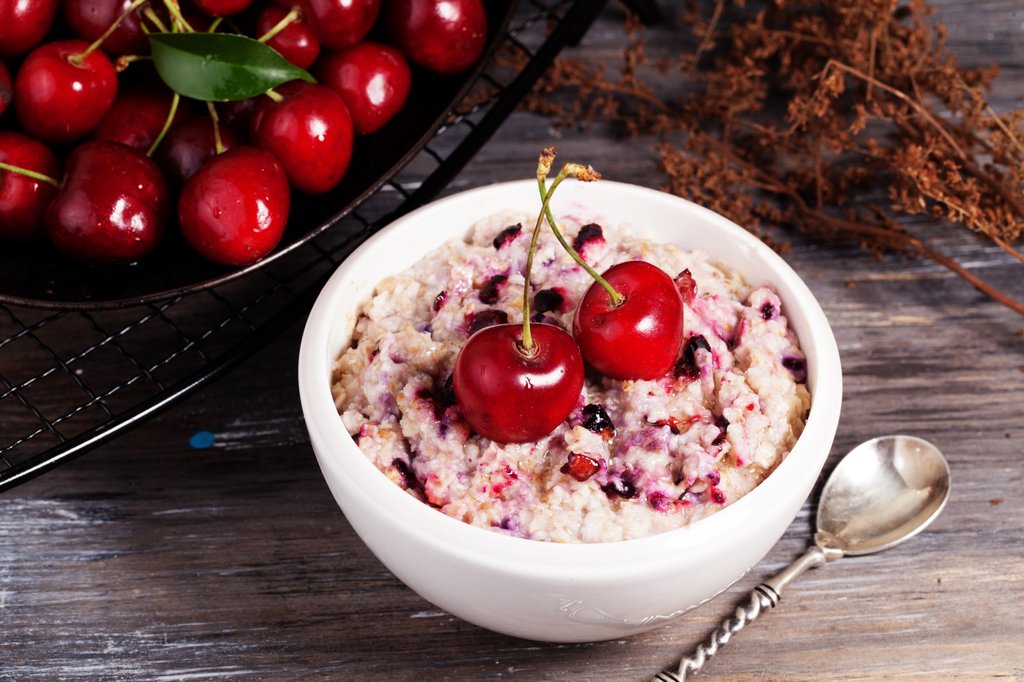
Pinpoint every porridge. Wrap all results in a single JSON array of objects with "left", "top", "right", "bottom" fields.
[{"left": 331, "top": 209, "right": 811, "bottom": 543}]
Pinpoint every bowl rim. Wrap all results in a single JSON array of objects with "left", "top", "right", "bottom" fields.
[{"left": 298, "top": 178, "right": 842, "bottom": 577}]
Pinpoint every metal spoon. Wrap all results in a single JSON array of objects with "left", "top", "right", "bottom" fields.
[{"left": 653, "top": 434, "right": 952, "bottom": 682}]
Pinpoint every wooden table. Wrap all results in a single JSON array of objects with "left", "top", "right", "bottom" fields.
[{"left": 2, "top": 2, "right": 1022, "bottom": 679}]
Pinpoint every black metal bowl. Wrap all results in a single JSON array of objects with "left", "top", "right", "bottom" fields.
[{"left": 0, "top": 0, "right": 516, "bottom": 310}]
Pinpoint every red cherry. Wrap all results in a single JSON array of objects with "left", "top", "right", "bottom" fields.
[
  {"left": 14, "top": 40, "right": 118, "bottom": 145},
  {"left": 0, "top": 131, "right": 60, "bottom": 242},
  {"left": 453, "top": 323, "right": 584, "bottom": 443},
  {"left": 191, "top": 0, "right": 252, "bottom": 17},
  {"left": 298, "top": 0, "right": 378, "bottom": 50},
  {"left": 253, "top": 83, "right": 353, "bottom": 194},
  {"left": 63, "top": 0, "right": 150, "bottom": 55},
  {"left": 573, "top": 260, "right": 685, "bottom": 380},
  {"left": 212, "top": 98, "right": 253, "bottom": 137},
  {"left": 247, "top": 79, "right": 305, "bottom": 140},
  {"left": 0, "top": 61, "right": 11, "bottom": 116},
  {"left": 45, "top": 140, "right": 169, "bottom": 264},
  {"left": 177, "top": 146, "right": 290, "bottom": 266},
  {"left": 387, "top": 0, "right": 487, "bottom": 75},
  {"left": 156, "top": 117, "right": 241, "bottom": 186},
  {"left": 92, "top": 88, "right": 185, "bottom": 152},
  {"left": 0, "top": 0, "right": 57, "bottom": 58},
  {"left": 317, "top": 42, "right": 411, "bottom": 135},
  {"left": 256, "top": 5, "right": 319, "bottom": 69}
]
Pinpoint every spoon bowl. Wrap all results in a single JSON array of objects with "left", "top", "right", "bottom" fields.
[{"left": 816, "top": 435, "right": 952, "bottom": 556}]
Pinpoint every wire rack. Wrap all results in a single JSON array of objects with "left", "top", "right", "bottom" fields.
[{"left": 0, "top": 0, "right": 611, "bottom": 493}]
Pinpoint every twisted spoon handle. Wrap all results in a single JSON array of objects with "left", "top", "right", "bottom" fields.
[{"left": 651, "top": 545, "right": 836, "bottom": 682}]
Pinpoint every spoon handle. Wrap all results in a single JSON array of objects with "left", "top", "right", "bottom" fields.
[{"left": 651, "top": 545, "right": 832, "bottom": 682}]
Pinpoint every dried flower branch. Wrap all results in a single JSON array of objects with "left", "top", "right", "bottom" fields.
[{"left": 521, "top": 0, "right": 1024, "bottom": 316}]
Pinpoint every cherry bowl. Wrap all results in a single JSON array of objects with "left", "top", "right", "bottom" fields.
[{"left": 297, "top": 179, "right": 843, "bottom": 642}]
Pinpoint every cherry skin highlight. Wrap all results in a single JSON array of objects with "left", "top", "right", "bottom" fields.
[
  {"left": 573, "top": 260, "right": 685, "bottom": 380},
  {"left": 0, "top": 131, "right": 60, "bottom": 242},
  {"left": 387, "top": 0, "right": 487, "bottom": 75},
  {"left": 14, "top": 40, "right": 118, "bottom": 144},
  {"left": 299, "top": 0, "right": 379, "bottom": 50},
  {"left": 453, "top": 323, "right": 584, "bottom": 443},
  {"left": 45, "top": 140, "right": 169, "bottom": 264},
  {"left": 252, "top": 83, "right": 353, "bottom": 194},
  {"left": 0, "top": 0, "right": 57, "bottom": 58},
  {"left": 316, "top": 42, "right": 411, "bottom": 135},
  {"left": 177, "top": 146, "right": 290, "bottom": 266}
]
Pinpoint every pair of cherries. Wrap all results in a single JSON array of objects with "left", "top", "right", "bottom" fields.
[{"left": 453, "top": 150, "right": 686, "bottom": 443}]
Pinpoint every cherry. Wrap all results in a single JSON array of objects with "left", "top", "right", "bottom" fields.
[
  {"left": 0, "top": 0, "right": 57, "bottom": 58},
  {"left": 63, "top": 0, "right": 149, "bottom": 56},
  {"left": 252, "top": 83, "right": 353, "bottom": 194},
  {"left": 191, "top": 0, "right": 253, "bottom": 17},
  {"left": 218, "top": 97, "right": 257, "bottom": 135},
  {"left": 573, "top": 260, "right": 685, "bottom": 380},
  {"left": 386, "top": 0, "right": 487, "bottom": 75},
  {"left": 156, "top": 117, "right": 241, "bottom": 186},
  {"left": 0, "top": 61, "right": 10, "bottom": 116},
  {"left": 451, "top": 149, "right": 595, "bottom": 444},
  {"left": 14, "top": 40, "right": 118, "bottom": 145},
  {"left": 316, "top": 42, "right": 411, "bottom": 135},
  {"left": 530, "top": 147, "right": 684, "bottom": 381},
  {"left": 298, "top": 0, "right": 378, "bottom": 50},
  {"left": 46, "top": 140, "right": 169, "bottom": 264},
  {"left": 256, "top": 5, "right": 319, "bottom": 69},
  {"left": 453, "top": 323, "right": 583, "bottom": 443},
  {"left": 93, "top": 88, "right": 184, "bottom": 153},
  {"left": 247, "top": 79, "right": 304, "bottom": 141},
  {"left": 0, "top": 131, "right": 60, "bottom": 242},
  {"left": 177, "top": 146, "right": 290, "bottom": 266}
]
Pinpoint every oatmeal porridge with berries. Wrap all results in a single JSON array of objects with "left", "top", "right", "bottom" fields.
[{"left": 331, "top": 209, "right": 811, "bottom": 543}]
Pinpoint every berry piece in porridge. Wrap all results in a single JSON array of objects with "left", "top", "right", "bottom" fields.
[
  {"left": 581, "top": 403, "right": 615, "bottom": 438},
  {"left": 561, "top": 453, "right": 600, "bottom": 482},
  {"left": 533, "top": 287, "right": 566, "bottom": 314},
  {"left": 492, "top": 223, "right": 522, "bottom": 249},
  {"left": 466, "top": 309, "right": 508, "bottom": 336}
]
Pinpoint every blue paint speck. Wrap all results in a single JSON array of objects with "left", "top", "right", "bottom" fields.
[{"left": 189, "top": 430, "right": 215, "bottom": 449}]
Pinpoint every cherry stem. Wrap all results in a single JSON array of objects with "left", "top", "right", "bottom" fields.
[
  {"left": 522, "top": 165, "right": 573, "bottom": 353},
  {"left": 146, "top": 92, "right": 180, "bottom": 157},
  {"left": 536, "top": 159, "right": 622, "bottom": 306},
  {"left": 257, "top": 7, "right": 301, "bottom": 43},
  {"left": 115, "top": 54, "right": 152, "bottom": 72},
  {"left": 264, "top": 88, "right": 284, "bottom": 103},
  {"left": 208, "top": 17, "right": 224, "bottom": 32},
  {"left": 0, "top": 161, "right": 60, "bottom": 188},
  {"left": 162, "top": 0, "right": 195, "bottom": 33},
  {"left": 207, "top": 101, "right": 224, "bottom": 155},
  {"left": 142, "top": 7, "right": 169, "bottom": 33},
  {"left": 70, "top": 0, "right": 149, "bottom": 66}
]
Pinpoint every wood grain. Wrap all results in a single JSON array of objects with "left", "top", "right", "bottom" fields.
[{"left": 2, "top": 1, "right": 1023, "bottom": 680}]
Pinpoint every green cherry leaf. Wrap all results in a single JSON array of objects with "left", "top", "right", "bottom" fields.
[{"left": 148, "top": 32, "right": 315, "bottom": 102}]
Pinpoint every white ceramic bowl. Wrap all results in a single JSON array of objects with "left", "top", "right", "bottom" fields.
[{"left": 298, "top": 179, "right": 842, "bottom": 643}]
